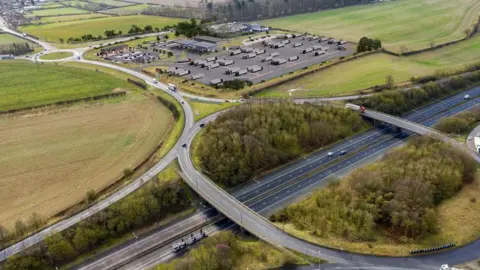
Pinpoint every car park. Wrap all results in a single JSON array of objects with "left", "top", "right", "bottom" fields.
[{"left": 169, "top": 33, "right": 353, "bottom": 86}]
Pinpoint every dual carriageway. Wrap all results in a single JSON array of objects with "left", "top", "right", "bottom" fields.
[{"left": 2, "top": 20, "right": 480, "bottom": 269}]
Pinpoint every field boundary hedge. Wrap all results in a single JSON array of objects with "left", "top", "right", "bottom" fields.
[
  {"left": 0, "top": 91, "right": 126, "bottom": 114},
  {"left": 384, "top": 15, "right": 480, "bottom": 56},
  {"left": 246, "top": 50, "right": 382, "bottom": 97}
]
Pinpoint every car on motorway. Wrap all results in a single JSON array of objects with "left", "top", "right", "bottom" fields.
[
  {"left": 464, "top": 94, "right": 471, "bottom": 99},
  {"left": 340, "top": 150, "right": 347, "bottom": 155},
  {"left": 328, "top": 152, "right": 334, "bottom": 157}
]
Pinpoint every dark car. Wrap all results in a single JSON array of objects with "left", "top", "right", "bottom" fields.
[
  {"left": 182, "top": 144, "right": 187, "bottom": 148},
  {"left": 340, "top": 150, "right": 347, "bottom": 155},
  {"left": 199, "top": 123, "right": 205, "bottom": 128}
]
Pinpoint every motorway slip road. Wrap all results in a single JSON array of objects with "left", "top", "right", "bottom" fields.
[{"left": 78, "top": 87, "right": 480, "bottom": 270}]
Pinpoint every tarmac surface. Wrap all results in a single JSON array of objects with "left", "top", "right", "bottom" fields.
[{"left": 172, "top": 35, "right": 354, "bottom": 84}]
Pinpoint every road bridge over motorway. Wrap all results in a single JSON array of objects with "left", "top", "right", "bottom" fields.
[
  {"left": 348, "top": 103, "right": 480, "bottom": 162},
  {"left": 2, "top": 17, "right": 480, "bottom": 269}
]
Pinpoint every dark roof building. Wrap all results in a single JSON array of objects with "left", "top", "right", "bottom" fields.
[{"left": 194, "top": 36, "right": 223, "bottom": 44}]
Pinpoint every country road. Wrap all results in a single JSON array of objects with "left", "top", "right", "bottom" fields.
[{"left": 1, "top": 19, "right": 480, "bottom": 270}]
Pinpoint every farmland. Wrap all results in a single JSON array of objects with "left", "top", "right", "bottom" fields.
[
  {"left": 0, "top": 33, "right": 35, "bottom": 46},
  {"left": 259, "top": 34, "right": 480, "bottom": 98},
  {"left": 260, "top": 0, "right": 480, "bottom": 53},
  {"left": 19, "top": 15, "right": 184, "bottom": 43},
  {"left": 25, "top": 7, "right": 89, "bottom": 18},
  {"left": 38, "top": 13, "right": 110, "bottom": 24},
  {"left": 0, "top": 94, "right": 171, "bottom": 228},
  {"left": 38, "top": 2, "right": 65, "bottom": 8},
  {"left": 88, "top": 0, "right": 133, "bottom": 7},
  {"left": 0, "top": 61, "right": 138, "bottom": 111},
  {"left": 103, "top": 4, "right": 150, "bottom": 15}
]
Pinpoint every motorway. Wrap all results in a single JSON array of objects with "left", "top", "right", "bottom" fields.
[
  {"left": 2, "top": 18, "right": 480, "bottom": 269},
  {"left": 78, "top": 86, "right": 480, "bottom": 270}
]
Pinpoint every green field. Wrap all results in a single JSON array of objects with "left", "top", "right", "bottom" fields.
[
  {"left": 259, "top": 34, "right": 480, "bottom": 98},
  {"left": 0, "top": 34, "right": 32, "bottom": 46},
  {"left": 39, "top": 51, "right": 74, "bottom": 60},
  {"left": 260, "top": 0, "right": 480, "bottom": 53},
  {"left": 19, "top": 15, "right": 184, "bottom": 43},
  {"left": 38, "top": 13, "right": 110, "bottom": 23},
  {"left": 0, "top": 61, "right": 137, "bottom": 111},
  {"left": 103, "top": 4, "right": 149, "bottom": 15},
  {"left": 188, "top": 99, "right": 238, "bottom": 121},
  {"left": 38, "top": 2, "right": 65, "bottom": 8},
  {"left": 88, "top": 0, "right": 133, "bottom": 7},
  {"left": 25, "top": 7, "right": 89, "bottom": 17}
]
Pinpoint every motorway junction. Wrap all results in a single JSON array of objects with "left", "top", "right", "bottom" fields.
[{"left": 1, "top": 18, "right": 480, "bottom": 270}]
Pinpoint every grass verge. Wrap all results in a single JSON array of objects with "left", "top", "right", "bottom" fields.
[
  {"left": 275, "top": 171, "right": 480, "bottom": 256},
  {"left": 39, "top": 51, "right": 73, "bottom": 60}
]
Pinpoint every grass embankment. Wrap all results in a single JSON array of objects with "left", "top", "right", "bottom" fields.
[
  {"left": 260, "top": 0, "right": 480, "bottom": 53},
  {"left": 19, "top": 15, "right": 184, "bottom": 43},
  {"left": 259, "top": 34, "right": 480, "bottom": 98},
  {"left": 39, "top": 51, "right": 73, "bottom": 60},
  {"left": 61, "top": 162, "right": 196, "bottom": 270},
  {"left": 25, "top": 7, "right": 88, "bottom": 18},
  {"left": 273, "top": 137, "right": 480, "bottom": 256},
  {"left": 188, "top": 99, "right": 238, "bottom": 121},
  {"left": 103, "top": 4, "right": 150, "bottom": 15},
  {"left": 279, "top": 176, "right": 480, "bottom": 256},
  {"left": 0, "top": 61, "right": 137, "bottom": 111},
  {"left": 2, "top": 162, "right": 194, "bottom": 270},
  {"left": 154, "top": 231, "right": 304, "bottom": 270}
]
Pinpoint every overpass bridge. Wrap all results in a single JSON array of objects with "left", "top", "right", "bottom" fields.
[{"left": 346, "top": 103, "right": 480, "bottom": 162}]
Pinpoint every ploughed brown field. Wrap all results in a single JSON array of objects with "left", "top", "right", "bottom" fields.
[{"left": 0, "top": 95, "right": 171, "bottom": 228}]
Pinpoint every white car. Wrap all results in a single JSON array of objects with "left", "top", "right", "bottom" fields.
[
  {"left": 464, "top": 94, "right": 471, "bottom": 99},
  {"left": 327, "top": 152, "right": 334, "bottom": 157},
  {"left": 468, "top": 136, "right": 472, "bottom": 140}
]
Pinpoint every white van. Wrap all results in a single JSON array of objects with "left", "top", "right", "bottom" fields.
[{"left": 168, "top": 83, "right": 177, "bottom": 91}]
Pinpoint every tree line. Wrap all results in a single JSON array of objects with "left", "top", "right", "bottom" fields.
[
  {"left": 63, "top": 24, "right": 166, "bottom": 44},
  {"left": 196, "top": 102, "right": 365, "bottom": 188},
  {"left": 142, "top": 0, "right": 373, "bottom": 22},
  {"left": 356, "top": 37, "right": 382, "bottom": 53},
  {"left": 271, "top": 137, "right": 477, "bottom": 241},
  {"left": 435, "top": 107, "right": 480, "bottom": 134},
  {"left": 0, "top": 213, "right": 45, "bottom": 251},
  {"left": 0, "top": 42, "right": 33, "bottom": 56},
  {"left": 356, "top": 70, "right": 480, "bottom": 115},
  {"left": 154, "top": 231, "right": 297, "bottom": 270},
  {"left": 3, "top": 176, "right": 191, "bottom": 270},
  {"left": 206, "top": 0, "right": 373, "bottom": 22}
]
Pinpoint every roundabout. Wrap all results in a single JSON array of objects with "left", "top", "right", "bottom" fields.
[{"left": 1, "top": 20, "right": 480, "bottom": 270}]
